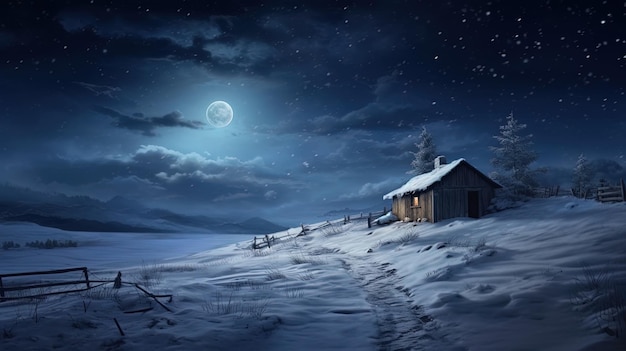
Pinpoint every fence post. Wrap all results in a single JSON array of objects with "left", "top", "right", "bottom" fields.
[
  {"left": 113, "top": 271, "right": 122, "bottom": 289},
  {"left": 367, "top": 215, "right": 372, "bottom": 228},
  {"left": 383, "top": 206, "right": 387, "bottom": 213},
  {"left": 83, "top": 268, "right": 90, "bottom": 289},
  {"left": 621, "top": 179, "right": 625, "bottom": 201},
  {"left": 253, "top": 236, "right": 257, "bottom": 249},
  {"left": 265, "top": 234, "right": 271, "bottom": 248},
  {"left": 0, "top": 277, "right": 4, "bottom": 298}
]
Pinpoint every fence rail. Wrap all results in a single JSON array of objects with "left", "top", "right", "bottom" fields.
[
  {"left": 534, "top": 185, "right": 570, "bottom": 198},
  {"left": 597, "top": 179, "right": 626, "bottom": 203},
  {"left": 250, "top": 207, "right": 389, "bottom": 249},
  {"left": 536, "top": 179, "right": 625, "bottom": 203},
  {"left": 0, "top": 267, "right": 173, "bottom": 312},
  {"left": 339, "top": 209, "right": 387, "bottom": 224},
  {"left": 252, "top": 234, "right": 276, "bottom": 249},
  {"left": 0, "top": 267, "right": 90, "bottom": 301}
]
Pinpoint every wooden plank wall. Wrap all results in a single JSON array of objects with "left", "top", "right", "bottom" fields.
[
  {"left": 391, "top": 163, "right": 499, "bottom": 223},
  {"left": 392, "top": 190, "right": 434, "bottom": 222}
]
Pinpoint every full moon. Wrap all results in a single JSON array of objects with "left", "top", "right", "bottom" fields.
[{"left": 205, "top": 101, "right": 233, "bottom": 128}]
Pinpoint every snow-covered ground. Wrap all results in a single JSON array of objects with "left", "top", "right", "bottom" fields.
[{"left": 1, "top": 196, "right": 625, "bottom": 350}]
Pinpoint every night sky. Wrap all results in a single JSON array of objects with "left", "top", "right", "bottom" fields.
[{"left": 1, "top": 1, "right": 624, "bottom": 224}]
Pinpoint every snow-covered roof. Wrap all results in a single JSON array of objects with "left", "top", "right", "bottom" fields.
[{"left": 383, "top": 158, "right": 465, "bottom": 199}]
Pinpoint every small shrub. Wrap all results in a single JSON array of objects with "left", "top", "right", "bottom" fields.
[
  {"left": 82, "top": 286, "right": 121, "bottom": 302},
  {"left": 265, "top": 266, "right": 286, "bottom": 281},
  {"left": 424, "top": 266, "right": 451, "bottom": 282},
  {"left": 298, "top": 271, "right": 315, "bottom": 281},
  {"left": 24, "top": 239, "right": 77, "bottom": 249},
  {"left": 472, "top": 236, "right": 488, "bottom": 252},
  {"left": 320, "top": 223, "right": 343, "bottom": 237},
  {"left": 2, "top": 241, "right": 20, "bottom": 250},
  {"left": 224, "top": 279, "right": 268, "bottom": 291},
  {"left": 242, "top": 299, "right": 270, "bottom": 319},
  {"left": 396, "top": 227, "right": 419, "bottom": 244},
  {"left": 571, "top": 265, "right": 610, "bottom": 306},
  {"left": 203, "top": 291, "right": 238, "bottom": 315},
  {"left": 310, "top": 247, "right": 339, "bottom": 255},
  {"left": 202, "top": 291, "right": 269, "bottom": 319},
  {"left": 250, "top": 247, "right": 272, "bottom": 257},
  {"left": 290, "top": 253, "right": 325, "bottom": 265},
  {"left": 283, "top": 287, "right": 304, "bottom": 298},
  {"left": 445, "top": 235, "right": 471, "bottom": 248},
  {"left": 597, "top": 282, "right": 626, "bottom": 338},
  {"left": 136, "top": 262, "right": 163, "bottom": 288},
  {"left": 570, "top": 264, "right": 626, "bottom": 338},
  {"left": 157, "top": 264, "right": 202, "bottom": 273}
]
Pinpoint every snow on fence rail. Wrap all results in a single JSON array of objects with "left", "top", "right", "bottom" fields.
[{"left": 597, "top": 179, "right": 625, "bottom": 203}]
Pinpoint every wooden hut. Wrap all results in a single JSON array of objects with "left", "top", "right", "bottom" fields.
[{"left": 383, "top": 156, "right": 501, "bottom": 223}]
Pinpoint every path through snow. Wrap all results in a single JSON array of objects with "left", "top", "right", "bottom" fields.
[{"left": 339, "top": 254, "right": 454, "bottom": 351}]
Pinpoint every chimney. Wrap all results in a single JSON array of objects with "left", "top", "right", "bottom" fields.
[{"left": 434, "top": 155, "right": 447, "bottom": 168}]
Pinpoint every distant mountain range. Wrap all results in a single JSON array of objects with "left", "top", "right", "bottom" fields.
[{"left": 0, "top": 184, "right": 287, "bottom": 234}]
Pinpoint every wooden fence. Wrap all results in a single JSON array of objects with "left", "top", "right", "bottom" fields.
[
  {"left": 536, "top": 180, "right": 626, "bottom": 203},
  {"left": 0, "top": 267, "right": 91, "bottom": 301},
  {"left": 314, "top": 207, "right": 387, "bottom": 231},
  {"left": 252, "top": 234, "right": 276, "bottom": 249},
  {"left": 534, "top": 185, "right": 569, "bottom": 198},
  {"left": 250, "top": 208, "right": 388, "bottom": 250},
  {"left": 339, "top": 209, "right": 387, "bottom": 228},
  {"left": 0, "top": 267, "right": 173, "bottom": 313},
  {"left": 339, "top": 208, "right": 386, "bottom": 224},
  {"left": 597, "top": 179, "right": 626, "bottom": 203}
]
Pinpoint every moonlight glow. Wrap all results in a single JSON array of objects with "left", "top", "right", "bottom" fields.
[{"left": 205, "top": 101, "right": 233, "bottom": 128}]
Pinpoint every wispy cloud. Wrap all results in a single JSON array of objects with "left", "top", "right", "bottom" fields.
[
  {"left": 93, "top": 106, "right": 203, "bottom": 136},
  {"left": 75, "top": 82, "right": 121, "bottom": 99},
  {"left": 339, "top": 178, "right": 402, "bottom": 200},
  {"left": 25, "top": 145, "right": 301, "bottom": 208}
]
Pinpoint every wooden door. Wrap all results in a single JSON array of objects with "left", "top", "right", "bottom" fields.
[{"left": 467, "top": 190, "right": 480, "bottom": 218}]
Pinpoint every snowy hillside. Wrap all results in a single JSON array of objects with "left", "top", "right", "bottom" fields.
[{"left": 0, "top": 197, "right": 625, "bottom": 350}]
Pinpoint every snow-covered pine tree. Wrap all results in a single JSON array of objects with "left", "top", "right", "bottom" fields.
[
  {"left": 408, "top": 126, "right": 437, "bottom": 175},
  {"left": 572, "top": 153, "right": 594, "bottom": 198},
  {"left": 489, "top": 113, "right": 540, "bottom": 198}
]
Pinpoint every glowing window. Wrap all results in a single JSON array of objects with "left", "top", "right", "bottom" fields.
[{"left": 412, "top": 196, "right": 419, "bottom": 207}]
